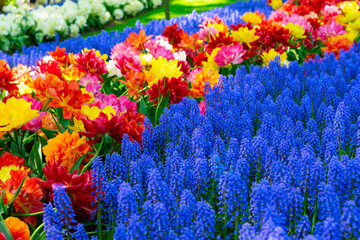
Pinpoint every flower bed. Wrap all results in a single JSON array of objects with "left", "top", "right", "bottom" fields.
[
  {"left": 1, "top": 0, "right": 360, "bottom": 239},
  {"left": 0, "top": 0, "right": 162, "bottom": 53},
  {"left": 0, "top": 0, "right": 273, "bottom": 68}
]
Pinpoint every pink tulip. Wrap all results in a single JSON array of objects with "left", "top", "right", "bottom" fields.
[
  {"left": 114, "top": 53, "right": 142, "bottom": 76},
  {"left": 110, "top": 42, "right": 140, "bottom": 60},
  {"left": 318, "top": 20, "right": 346, "bottom": 41},
  {"left": 214, "top": 43, "right": 246, "bottom": 67},
  {"left": 322, "top": 5, "right": 341, "bottom": 17}
]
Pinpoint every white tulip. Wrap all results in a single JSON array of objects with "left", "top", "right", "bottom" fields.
[
  {"left": 0, "top": 21, "right": 10, "bottom": 35},
  {"left": 107, "top": 60, "right": 123, "bottom": 78},
  {"left": 155, "top": 37, "right": 173, "bottom": 50},
  {"left": 113, "top": 9, "right": 124, "bottom": 20},
  {"left": 174, "top": 51, "right": 187, "bottom": 62},
  {"left": 76, "top": 15, "right": 87, "bottom": 28},
  {"left": 124, "top": 4, "right": 135, "bottom": 16},
  {"left": 99, "top": 12, "right": 111, "bottom": 25},
  {"left": 70, "top": 24, "right": 80, "bottom": 37}
]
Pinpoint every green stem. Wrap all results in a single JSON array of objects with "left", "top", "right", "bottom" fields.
[
  {"left": 65, "top": 212, "right": 71, "bottom": 240},
  {"left": 30, "top": 223, "right": 44, "bottom": 240},
  {"left": 91, "top": 141, "right": 98, "bottom": 153},
  {"left": 38, "top": 231, "right": 47, "bottom": 240},
  {"left": 301, "top": 74, "right": 306, "bottom": 98},
  {"left": 41, "top": 98, "right": 52, "bottom": 112},
  {"left": 0, "top": 87, "right": 4, "bottom": 101},
  {"left": 83, "top": 222, "right": 108, "bottom": 227},
  {"left": 23, "top": 132, "right": 38, "bottom": 144},
  {"left": 80, "top": 159, "right": 94, "bottom": 175},
  {"left": 120, "top": 89, "right": 128, "bottom": 96},
  {"left": 303, "top": 188, "right": 308, "bottom": 215},
  {"left": 224, "top": 204, "right": 228, "bottom": 238},
  {"left": 311, "top": 200, "right": 318, "bottom": 234},
  {"left": 7, "top": 130, "right": 22, "bottom": 156},
  {"left": 50, "top": 112, "right": 62, "bottom": 133},
  {"left": 19, "top": 130, "right": 26, "bottom": 156},
  {"left": 235, "top": 211, "right": 239, "bottom": 239},
  {"left": 94, "top": 136, "right": 105, "bottom": 239},
  {"left": 80, "top": 135, "right": 105, "bottom": 174},
  {"left": 8, "top": 131, "right": 17, "bottom": 146},
  {"left": 209, "top": 180, "right": 216, "bottom": 205},
  {"left": 111, "top": 221, "right": 115, "bottom": 238},
  {"left": 138, "top": 87, "right": 149, "bottom": 93},
  {"left": 13, "top": 211, "right": 44, "bottom": 217},
  {"left": 97, "top": 184, "right": 103, "bottom": 239},
  {"left": 154, "top": 95, "right": 164, "bottom": 124}
]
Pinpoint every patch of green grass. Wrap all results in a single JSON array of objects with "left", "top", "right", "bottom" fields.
[{"left": 83, "top": 0, "right": 236, "bottom": 37}]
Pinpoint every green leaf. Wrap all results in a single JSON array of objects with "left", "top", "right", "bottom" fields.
[
  {"left": 0, "top": 191, "right": 7, "bottom": 215},
  {"left": 7, "top": 176, "right": 26, "bottom": 213},
  {"left": 95, "top": 18, "right": 103, "bottom": 29},
  {"left": 38, "top": 136, "right": 48, "bottom": 149},
  {"left": 89, "top": 18, "right": 95, "bottom": 28},
  {"left": 30, "top": 223, "right": 44, "bottom": 240},
  {"left": 28, "top": 142, "right": 43, "bottom": 178},
  {"left": 69, "top": 154, "right": 87, "bottom": 174},
  {"left": 10, "top": 141, "right": 18, "bottom": 155},
  {"left": 140, "top": 98, "right": 151, "bottom": 119},
  {"left": 35, "top": 33, "right": 44, "bottom": 44},
  {"left": 55, "top": 107, "right": 63, "bottom": 119},
  {"left": 40, "top": 127, "right": 57, "bottom": 140},
  {"left": 61, "top": 119, "right": 70, "bottom": 129},
  {"left": 39, "top": 232, "right": 47, "bottom": 240},
  {"left": 101, "top": 134, "right": 115, "bottom": 156},
  {"left": 155, "top": 90, "right": 170, "bottom": 125},
  {"left": 0, "top": 214, "right": 14, "bottom": 240}
]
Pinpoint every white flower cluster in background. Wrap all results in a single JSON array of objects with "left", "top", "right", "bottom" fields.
[
  {"left": 0, "top": 0, "right": 163, "bottom": 52},
  {"left": 152, "top": 0, "right": 162, "bottom": 8},
  {"left": 124, "top": 1, "right": 144, "bottom": 17}
]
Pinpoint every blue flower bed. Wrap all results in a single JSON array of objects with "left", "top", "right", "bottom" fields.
[
  {"left": 5, "top": 0, "right": 360, "bottom": 238},
  {"left": 0, "top": 0, "right": 272, "bottom": 67},
  {"left": 46, "top": 45, "right": 360, "bottom": 239}
]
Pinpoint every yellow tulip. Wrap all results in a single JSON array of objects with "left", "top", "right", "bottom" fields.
[
  {"left": 0, "top": 165, "right": 28, "bottom": 183},
  {"left": 231, "top": 27, "right": 259, "bottom": 47},
  {"left": 207, "top": 23, "right": 230, "bottom": 33},
  {"left": 242, "top": 12, "right": 263, "bottom": 26},
  {"left": 269, "top": 0, "right": 283, "bottom": 10},
  {"left": 149, "top": 56, "right": 182, "bottom": 82},
  {"left": 69, "top": 117, "right": 86, "bottom": 132},
  {"left": 0, "top": 97, "right": 39, "bottom": 132},
  {"left": 80, "top": 105, "right": 116, "bottom": 120},
  {"left": 343, "top": 31, "right": 359, "bottom": 42},
  {"left": 261, "top": 49, "right": 288, "bottom": 66},
  {"left": 346, "top": 18, "right": 360, "bottom": 32},
  {"left": 340, "top": 1, "right": 359, "bottom": 13},
  {"left": 284, "top": 23, "right": 306, "bottom": 39},
  {"left": 202, "top": 48, "right": 221, "bottom": 73}
]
